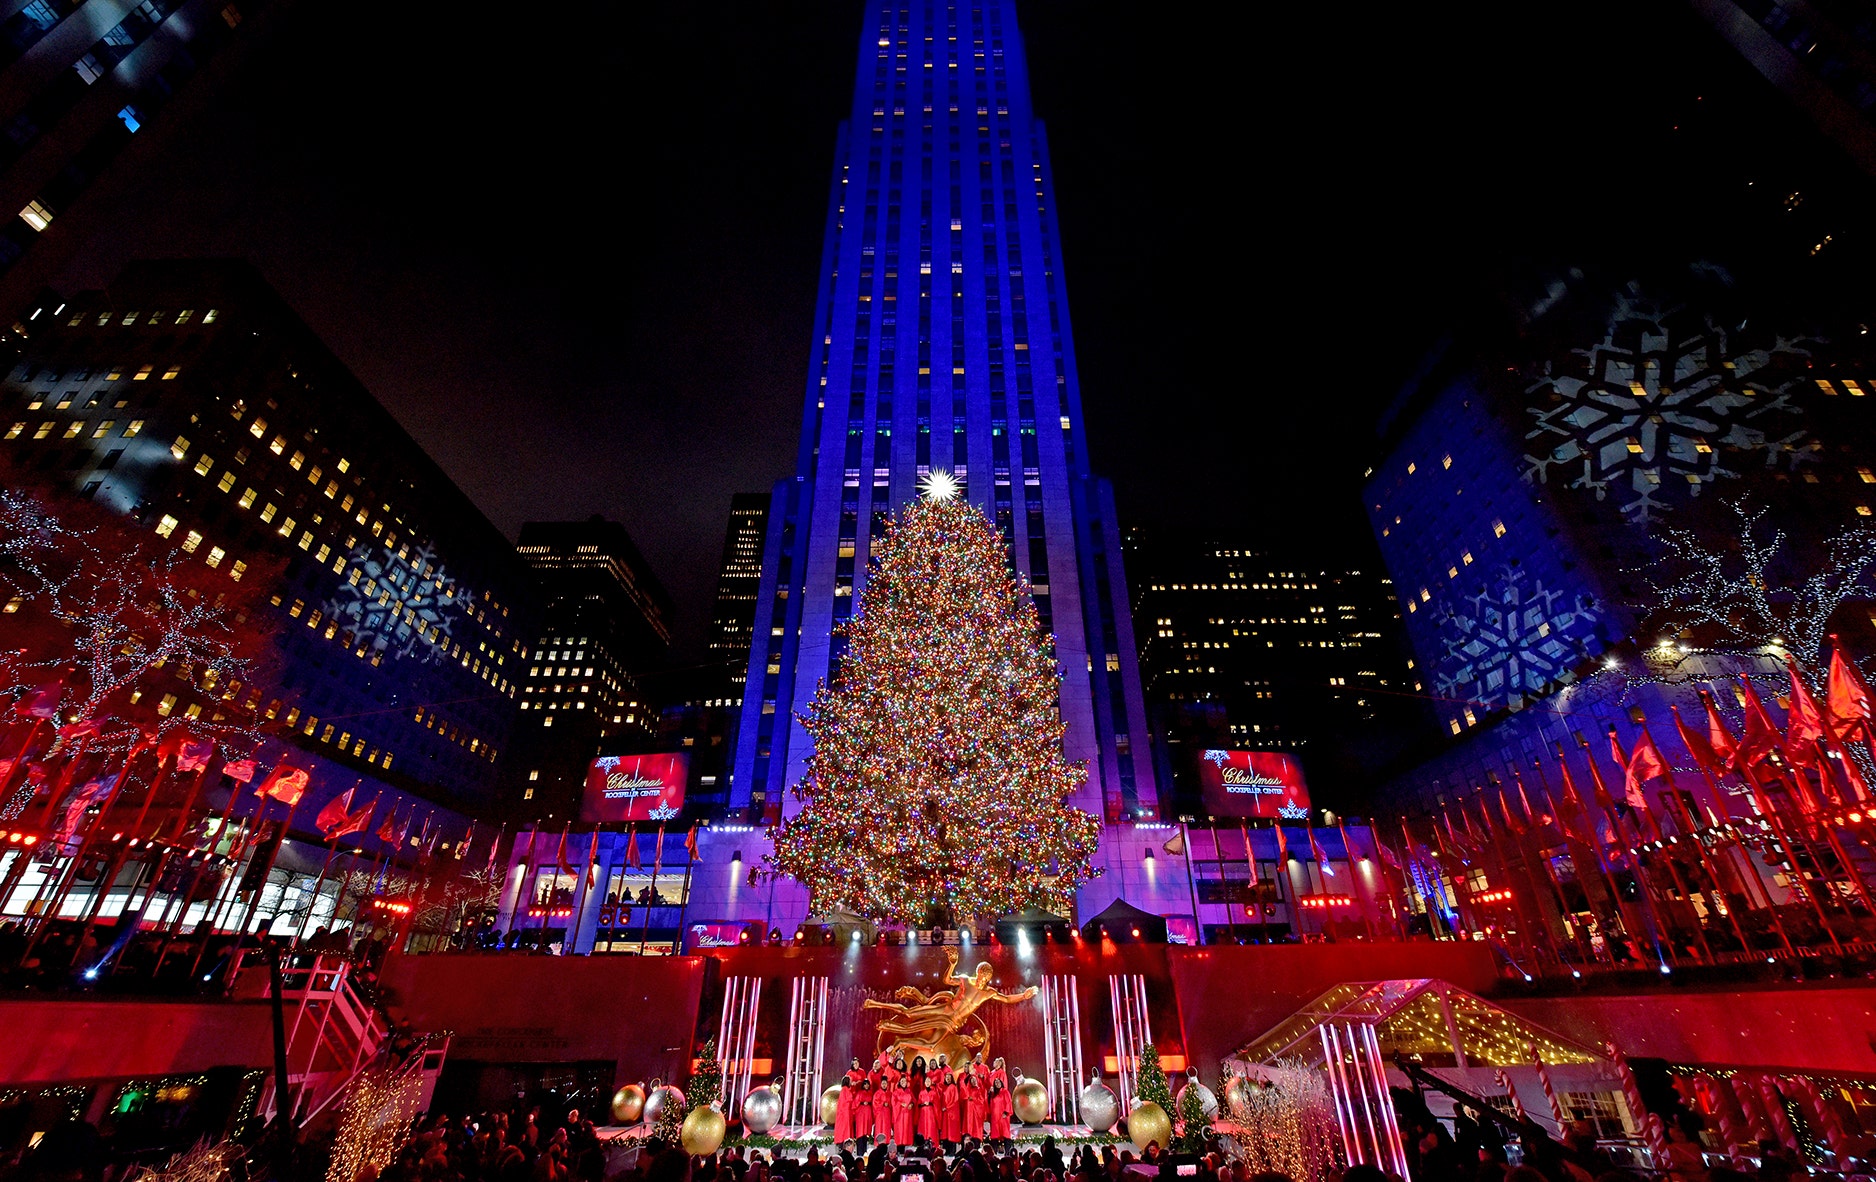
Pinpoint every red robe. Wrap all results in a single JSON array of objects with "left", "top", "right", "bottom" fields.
[
  {"left": 833, "top": 1070, "right": 863, "bottom": 1141},
  {"left": 965, "top": 1072, "right": 988, "bottom": 1140},
  {"left": 893, "top": 1079, "right": 914, "bottom": 1145},
  {"left": 988, "top": 1085, "right": 1013, "bottom": 1140},
  {"left": 917, "top": 1082, "right": 939, "bottom": 1143},
  {"left": 942, "top": 1076, "right": 962, "bottom": 1142},
  {"left": 857, "top": 1087, "right": 876, "bottom": 1140}
]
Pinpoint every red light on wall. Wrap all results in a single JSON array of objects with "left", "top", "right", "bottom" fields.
[
  {"left": 1298, "top": 894, "right": 1355, "bottom": 910},
  {"left": 1473, "top": 888, "right": 1514, "bottom": 904}
]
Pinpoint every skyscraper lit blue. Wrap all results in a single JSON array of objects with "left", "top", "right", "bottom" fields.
[{"left": 727, "top": 0, "right": 1159, "bottom": 914}]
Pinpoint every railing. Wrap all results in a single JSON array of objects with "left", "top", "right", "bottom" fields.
[{"left": 247, "top": 953, "right": 409, "bottom": 1127}]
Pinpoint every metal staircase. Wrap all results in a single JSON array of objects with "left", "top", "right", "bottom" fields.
[{"left": 247, "top": 954, "right": 448, "bottom": 1127}]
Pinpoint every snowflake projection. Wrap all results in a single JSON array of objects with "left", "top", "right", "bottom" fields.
[
  {"left": 322, "top": 540, "right": 469, "bottom": 665},
  {"left": 1432, "top": 564, "right": 1600, "bottom": 710},
  {"left": 1523, "top": 293, "right": 1819, "bottom": 524}
]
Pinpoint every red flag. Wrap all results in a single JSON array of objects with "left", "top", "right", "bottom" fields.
[
  {"left": 1619, "top": 728, "right": 1672, "bottom": 812},
  {"left": 314, "top": 787, "right": 355, "bottom": 836},
  {"left": 52, "top": 775, "right": 113, "bottom": 843},
  {"left": 157, "top": 731, "right": 213, "bottom": 773},
  {"left": 1828, "top": 639, "right": 1873, "bottom": 739},
  {"left": 14, "top": 682, "right": 60, "bottom": 719},
  {"left": 623, "top": 824, "right": 641, "bottom": 868},
  {"left": 1275, "top": 819, "right": 1290, "bottom": 862},
  {"left": 554, "top": 825, "right": 574, "bottom": 875},
  {"left": 1672, "top": 704, "right": 1724, "bottom": 778},
  {"left": 57, "top": 717, "right": 102, "bottom": 741},
  {"left": 1784, "top": 659, "right": 1828, "bottom": 769},
  {"left": 1700, "top": 690, "right": 1741, "bottom": 771},
  {"left": 1308, "top": 824, "right": 1330, "bottom": 869},
  {"left": 1516, "top": 774, "right": 1543, "bottom": 828},
  {"left": 1581, "top": 739, "right": 1622, "bottom": 816},
  {"left": 258, "top": 765, "right": 308, "bottom": 804},
  {"left": 1498, "top": 786, "right": 1528, "bottom": 836},
  {"left": 376, "top": 805, "right": 401, "bottom": 843},
  {"left": 1738, "top": 676, "right": 1785, "bottom": 770},
  {"left": 1541, "top": 781, "right": 1586, "bottom": 845},
  {"left": 1554, "top": 747, "right": 1589, "bottom": 818},
  {"left": 224, "top": 759, "right": 257, "bottom": 784},
  {"left": 684, "top": 823, "right": 699, "bottom": 861},
  {"left": 323, "top": 790, "right": 375, "bottom": 840}
]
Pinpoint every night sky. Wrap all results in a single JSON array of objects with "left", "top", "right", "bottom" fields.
[{"left": 51, "top": 1, "right": 1876, "bottom": 657}]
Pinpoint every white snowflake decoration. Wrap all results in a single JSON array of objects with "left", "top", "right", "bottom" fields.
[
  {"left": 1432, "top": 564, "right": 1599, "bottom": 710},
  {"left": 1523, "top": 294, "right": 1818, "bottom": 524},
  {"left": 322, "top": 540, "right": 468, "bottom": 665}
]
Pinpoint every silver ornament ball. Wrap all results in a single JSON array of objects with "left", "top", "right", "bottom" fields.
[
  {"left": 643, "top": 1084, "right": 685, "bottom": 1127},
  {"left": 1079, "top": 1075, "right": 1119, "bottom": 1133},
  {"left": 1176, "top": 1076, "right": 1218, "bottom": 1120},
  {"left": 741, "top": 1086, "right": 783, "bottom": 1135}
]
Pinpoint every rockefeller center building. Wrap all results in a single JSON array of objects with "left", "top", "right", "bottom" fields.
[
  {"left": 0, "top": 259, "right": 537, "bottom": 816},
  {"left": 716, "top": 0, "right": 1158, "bottom": 922},
  {"left": 1365, "top": 271, "right": 1876, "bottom": 813}
]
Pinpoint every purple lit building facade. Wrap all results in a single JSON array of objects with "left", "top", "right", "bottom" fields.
[{"left": 706, "top": 0, "right": 1164, "bottom": 928}]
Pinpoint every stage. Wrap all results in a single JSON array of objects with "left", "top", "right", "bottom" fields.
[{"left": 596, "top": 1122, "right": 1109, "bottom": 1153}]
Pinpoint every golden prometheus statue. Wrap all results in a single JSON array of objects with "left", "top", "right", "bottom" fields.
[{"left": 863, "top": 946, "right": 1039, "bottom": 1066}]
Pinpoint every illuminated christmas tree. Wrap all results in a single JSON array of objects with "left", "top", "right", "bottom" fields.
[{"left": 765, "top": 472, "right": 1100, "bottom": 926}]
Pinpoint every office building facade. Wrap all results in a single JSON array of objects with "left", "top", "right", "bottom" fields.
[
  {"left": 0, "top": 259, "right": 536, "bottom": 813},
  {"left": 713, "top": 0, "right": 1156, "bottom": 926},
  {"left": 0, "top": 0, "right": 285, "bottom": 327},
  {"left": 707, "top": 492, "right": 769, "bottom": 676},
  {"left": 507, "top": 517, "right": 672, "bottom": 820},
  {"left": 1130, "top": 541, "right": 1422, "bottom": 811},
  {"left": 1365, "top": 275, "right": 1876, "bottom": 810}
]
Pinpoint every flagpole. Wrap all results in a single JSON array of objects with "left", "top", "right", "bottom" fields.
[
  {"left": 564, "top": 825, "right": 602, "bottom": 956},
  {"left": 220, "top": 793, "right": 302, "bottom": 973},
  {"left": 1548, "top": 747, "right": 1636, "bottom": 962},
  {"left": 1750, "top": 758, "right": 1848, "bottom": 953},
  {"left": 1211, "top": 821, "right": 1237, "bottom": 942},
  {"left": 539, "top": 821, "right": 568, "bottom": 946},
  {"left": 1608, "top": 726, "right": 1716, "bottom": 963},
  {"left": 21, "top": 735, "right": 148, "bottom": 958},
  {"left": 639, "top": 822, "right": 666, "bottom": 953}
]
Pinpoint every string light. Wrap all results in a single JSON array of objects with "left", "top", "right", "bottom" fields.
[{"left": 764, "top": 494, "right": 1100, "bottom": 925}]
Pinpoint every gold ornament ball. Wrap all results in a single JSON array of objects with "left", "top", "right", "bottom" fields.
[
  {"left": 820, "top": 1084, "right": 843, "bottom": 1127},
  {"left": 1013, "top": 1080, "right": 1050, "bottom": 1124},
  {"left": 1128, "top": 1101, "right": 1171, "bottom": 1152},
  {"left": 612, "top": 1085, "right": 647, "bottom": 1124},
  {"left": 680, "top": 1106, "right": 726, "bottom": 1156}
]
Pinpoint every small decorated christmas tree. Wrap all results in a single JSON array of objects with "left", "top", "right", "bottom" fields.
[
  {"left": 1136, "top": 1045, "right": 1173, "bottom": 1113},
  {"left": 692, "top": 1038, "right": 723, "bottom": 1110},
  {"left": 1175, "top": 1086, "right": 1211, "bottom": 1154},
  {"left": 766, "top": 475, "right": 1100, "bottom": 926},
  {"left": 648, "top": 1097, "right": 683, "bottom": 1154}
]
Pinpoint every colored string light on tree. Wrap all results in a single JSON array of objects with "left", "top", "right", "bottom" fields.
[{"left": 764, "top": 485, "right": 1100, "bottom": 926}]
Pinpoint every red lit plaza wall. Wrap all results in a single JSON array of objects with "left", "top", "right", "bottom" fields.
[
  {"left": 1168, "top": 941, "right": 1501, "bottom": 1077},
  {"left": 0, "top": 998, "right": 273, "bottom": 1086},
  {"left": 1501, "top": 985, "right": 1876, "bottom": 1076},
  {"left": 379, "top": 952, "right": 709, "bottom": 1084}
]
